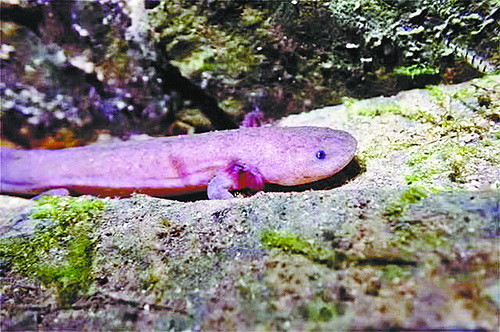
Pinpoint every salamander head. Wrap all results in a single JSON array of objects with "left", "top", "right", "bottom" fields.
[{"left": 260, "top": 126, "right": 357, "bottom": 186}]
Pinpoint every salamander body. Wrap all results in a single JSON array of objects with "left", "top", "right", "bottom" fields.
[{"left": 0, "top": 126, "right": 357, "bottom": 199}]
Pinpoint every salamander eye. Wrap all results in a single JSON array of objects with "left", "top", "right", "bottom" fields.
[{"left": 316, "top": 150, "right": 326, "bottom": 160}]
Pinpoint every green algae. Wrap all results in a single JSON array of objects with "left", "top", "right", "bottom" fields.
[
  {"left": 405, "top": 140, "right": 497, "bottom": 187},
  {"left": 390, "top": 222, "right": 450, "bottom": 253},
  {"left": 353, "top": 101, "right": 404, "bottom": 117},
  {"left": 403, "top": 79, "right": 498, "bottom": 188},
  {"left": 382, "top": 264, "right": 413, "bottom": 283},
  {"left": 299, "top": 300, "right": 343, "bottom": 323},
  {"left": 384, "top": 186, "right": 429, "bottom": 217},
  {"left": 348, "top": 75, "right": 498, "bottom": 192},
  {"left": 0, "top": 196, "right": 105, "bottom": 305},
  {"left": 394, "top": 64, "right": 439, "bottom": 79},
  {"left": 260, "top": 229, "right": 337, "bottom": 266}
]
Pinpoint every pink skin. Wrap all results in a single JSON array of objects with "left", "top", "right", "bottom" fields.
[{"left": 0, "top": 126, "right": 357, "bottom": 199}]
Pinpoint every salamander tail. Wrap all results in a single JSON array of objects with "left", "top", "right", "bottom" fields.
[
  {"left": 1, "top": 147, "right": 35, "bottom": 195},
  {"left": 1, "top": 147, "right": 15, "bottom": 193}
]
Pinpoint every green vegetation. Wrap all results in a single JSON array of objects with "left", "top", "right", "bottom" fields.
[
  {"left": 299, "top": 300, "right": 342, "bottom": 322},
  {"left": 406, "top": 141, "right": 493, "bottom": 186},
  {"left": 390, "top": 222, "right": 450, "bottom": 253},
  {"left": 382, "top": 264, "right": 413, "bottom": 283},
  {"left": 260, "top": 229, "right": 337, "bottom": 266},
  {"left": 394, "top": 64, "right": 439, "bottom": 79},
  {"left": 347, "top": 96, "right": 439, "bottom": 124},
  {"left": 349, "top": 75, "right": 498, "bottom": 192},
  {"left": 384, "top": 186, "right": 429, "bottom": 217},
  {"left": 353, "top": 102, "right": 403, "bottom": 117},
  {"left": 0, "top": 196, "right": 105, "bottom": 305}
]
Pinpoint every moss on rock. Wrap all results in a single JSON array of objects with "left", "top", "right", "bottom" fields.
[
  {"left": 0, "top": 196, "right": 105, "bottom": 305},
  {"left": 261, "top": 229, "right": 337, "bottom": 267}
]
